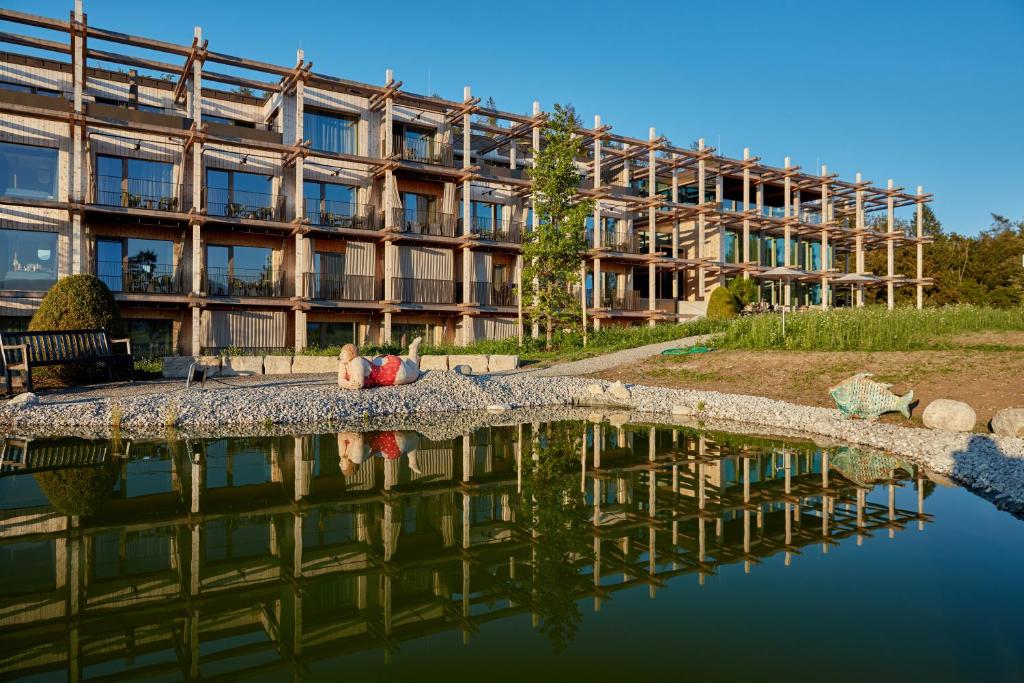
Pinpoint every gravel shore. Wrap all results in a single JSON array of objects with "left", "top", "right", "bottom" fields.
[{"left": 2, "top": 370, "right": 1022, "bottom": 514}]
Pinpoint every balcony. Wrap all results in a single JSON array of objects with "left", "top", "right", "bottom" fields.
[
  {"left": 471, "top": 281, "right": 516, "bottom": 307},
  {"left": 205, "top": 187, "right": 285, "bottom": 222},
  {"left": 303, "top": 273, "right": 381, "bottom": 301},
  {"left": 598, "top": 291, "right": 645, "bottom": 311},
  {"left": 391, "top": 208, "right": 458, "bottom": 237},
  {"left": 461, "top": 216, "right": 523, "bottom": 243},
  {"left": 393, "top": 133, "right": 454, "bottom": 167},
  {"left": 392, "top": 277, "right": 455, "bottom": 304},
  {"left": 204, "top": 267, "right": 288, "bottom": 298},
  {"left": 90, "top": 175, "right": 182, "bottom": 212},
  {"left": 96, "top": 261, "right": 183, "bottom": 295},
  {"left": 304, "top": 198, "right": 382, "bottom": 231},
  {"left": 592, "top": 230, "right": 643, "bottom": 255}
]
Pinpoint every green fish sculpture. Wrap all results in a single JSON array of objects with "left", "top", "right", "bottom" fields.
[{"left": 829, "top": 372, "right": 913, "bottom": 420}]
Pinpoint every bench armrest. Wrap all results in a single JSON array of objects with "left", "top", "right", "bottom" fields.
[
  {"left": 111, "top": 338, "right": 133, "bottom": 356},
  {"left": 2, "top": 343, "right": 28, "bottom": 369}
]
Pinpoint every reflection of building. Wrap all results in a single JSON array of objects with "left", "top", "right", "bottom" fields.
[
  {"left": 0, "top": 423, "right": 930, "bottom": 679},
  {"left": 0, "top": 5, "right": 932, "bottom": 353}
]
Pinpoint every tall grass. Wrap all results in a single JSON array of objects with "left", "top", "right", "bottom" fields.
[{"left": 720, "top": 305, "right": 1024, "bottom": 351}]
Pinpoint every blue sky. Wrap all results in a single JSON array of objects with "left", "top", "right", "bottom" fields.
[{"left": 7, "top": 0, "right": 1023, "bottom": 234}]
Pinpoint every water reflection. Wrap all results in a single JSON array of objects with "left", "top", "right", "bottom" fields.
[{"left": 0, "top": 421, "right": 931, "bottom": 680}]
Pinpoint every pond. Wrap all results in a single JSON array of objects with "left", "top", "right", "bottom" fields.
[{"left": 0, "top": 419, "right": 1021, "bottom": 681}]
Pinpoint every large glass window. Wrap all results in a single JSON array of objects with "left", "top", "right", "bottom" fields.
[
  {"left": 205, "top": 168, "right": 274, "bottom": 219},
  {"left": 0, "top": 142, "right": 59, "bottom": 200},
  {"left": 306, "top": 321, "right": 356, "bottom": 348},
  {"left": 205, "top": 244, "right": 274, "bottom": 296},
  {"left": 126, "top": 319, "right": 173, "bottom": 358},
  {"left": 95, "top": 156, "right": 175, "bottom": 210},
  {"left": 401, "top": 192, "right": 435, "bottom": 225},
  {"left": 304, "top": 180, "right": 357, "bottom": 225},
  {"left": 0, "top": 229, "right": 57, "bottom": 290},
  {"left": 96, "top": 238, "right": 175, "bottom": 293},
  {"left": 304, "top": 109, "right": 358, "bottom": 155}
]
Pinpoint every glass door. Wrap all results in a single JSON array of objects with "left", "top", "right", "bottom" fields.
[{"left": 96, "top": 239, "right": 123, "bottom": 291}]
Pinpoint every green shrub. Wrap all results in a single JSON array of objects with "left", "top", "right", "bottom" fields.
[
  {"left": 34, "top": 461, "right": 117, "bottom": 516},
  {"left": 29, "top": 274, "right": 125, "bottom": 385},
  {"left": 706, "top": 286, "right": 740, "bottom": 320},
  {"left": 727, "top": 277, "right": 759, "bottom": 307}
]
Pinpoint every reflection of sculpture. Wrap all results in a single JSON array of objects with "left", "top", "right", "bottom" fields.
[
  {"left": 338, "top": 337, "right": 422, "bottom": 390},
  {"left": 338, "top": 430, "right": 421, "bottom": 475},
  {"left": 830, "top": 372, "right": 913, "bottom": 420},
  {"left": 829, "top": 446, "right": 915, "bottom": 487}
]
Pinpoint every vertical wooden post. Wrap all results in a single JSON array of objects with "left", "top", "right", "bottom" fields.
[
  {"left": 783, "top": 156, "right": 792, "bottom": 307},
  {"left": 742, "top": 148, "right": 751, "bottom": 279},
  {"left": 461, "top": 86, "right": 474, "bottom": 345},
  {"left": 697, "top": 138, "right": 706, "bottom": 298},
  {"left": 916, "top": 185, "right": 925, "bottom": 310},
  {"left": 854, "top": 171, "right": 865, "bottom": 307},
  {"left": 647, "top": 127, "right": 657, "bottom": 326},
  {"left": 820, "top": 164, "right": 830, "bottom": 310},
  {"left": 886, "top": 178, "right": 895, "bottom": 310}
]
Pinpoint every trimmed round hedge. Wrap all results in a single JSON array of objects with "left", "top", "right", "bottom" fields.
[
  {"left": 706, "top": 285, "right": 741, "bottom": 320},
  {"left": 29, "top": 274, "right": 125, "bottom": 385}
]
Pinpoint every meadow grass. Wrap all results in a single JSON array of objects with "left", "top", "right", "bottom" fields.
[{"left": 719, "top": 305, "right": 1024, "bottom": 352}]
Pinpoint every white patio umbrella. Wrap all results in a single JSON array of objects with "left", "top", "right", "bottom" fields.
[
  {"left": 755, "top": 266, "right": 806, "bottom": 336},
  {"left": 832, "top": 272, "right": 879, "bottom": 307}
]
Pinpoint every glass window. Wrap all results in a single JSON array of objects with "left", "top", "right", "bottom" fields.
[
  {"left": 392, "top": 322, "right": 429, "bottom": 345},
  {"left": 304, "top": 109, "right": 358, "bottom": 155},
  {"left": 305, "top": 180, "right": 356, "bottom": 221},
  {"left": 306, "top": 321, "right": 355, "bottom": 348},
  {"left": 0, "top": 142, "right": 59, "bottom": 200},
  {"left": 126, "top": 319, "right": 173, "bottom": 358},
  {"left": 206, "top": 168, "right": 273, "bottom": 217},
  {"left": 472, "top": 201, "right": 498, "bottom": 229},
  {"left": 0, "top": 229, "right": 58, "bottom": 290}
]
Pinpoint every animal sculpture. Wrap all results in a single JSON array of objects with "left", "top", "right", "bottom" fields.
[
  {"left": 829, "top": 372, "right": 913, "bottom": 420},
  {"left": 338, "top": 337, "right": 422, "bottom": 390}
]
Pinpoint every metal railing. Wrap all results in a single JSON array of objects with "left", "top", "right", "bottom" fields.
[
  {"left": 462, "top": 216, "right": 523, "bottom": 243},
  {"left": 393, "top": 133, "right": 454, "bottom": 166},
  {"left": 91, "top": 175, "right": 181, "bottom": 212},
  {"left": 391, "top": 277, "right": 455, "bottom": 304},
  {"left": 391, "top": 208, "right": 458, "bottom": 237},
  {"left": 204, "top": 267, "right": 287, "bottom": 298},
  {"left": 302, "top": 273, "right": 380, "bottom": 301},
  {"left": 471, "top": 281, "right": 516, "bottom": 307},
  {"left": 599, "top": 291, "right": 644, "bottom": 310},
  {"left": 593, "top": 230, "right": 643, "bottom": 254},
  {"left": 304, "top": 198, "right": 383, "bottom": 230},
  {"left": 205, "top": 187, "right": 285, "bottom": 221},
  {"left": 95, "top": 261, "right": 182, "bottom": 294}
]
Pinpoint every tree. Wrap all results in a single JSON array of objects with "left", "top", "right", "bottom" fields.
[
  {"left": 522, "top": 104, "right": 594, "bottom": 349},
  {"left": 706, "top": 285, "right": 741, "bottom": 320}
]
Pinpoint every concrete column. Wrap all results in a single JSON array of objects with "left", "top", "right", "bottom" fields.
[
  {"left": 696, "top": 139, "right": 706, "bottom": 297},
  {"left": 854, "top": 172, "right": 865, "bottom": 307},
  {"left": 783, "top": 157, "right": 792, "bottom": 307},
  {"left": 820, "top": 165, "right": 830, "bottom": 310},
  {"left": 886, "top": 178, "right": 895, "bottom": 310},
  {"left": 742, "top": 148, "right": 751, "bottom": 278},
  {"left": 647, "top": 127, "right": 657, "bottom": 326},
  {"left": 916, "top": 185, "right": 925, "bottom": 310}
]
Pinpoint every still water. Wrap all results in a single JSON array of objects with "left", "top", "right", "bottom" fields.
[{"left": 0, "top": 420, "right": 1021, "bottom": 682}]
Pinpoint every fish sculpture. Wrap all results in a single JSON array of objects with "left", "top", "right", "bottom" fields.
[
  {"left": 829, "top": 446, "right": 915, "bottom": 486},
  {"left": 829, "top": 372, "right": 913, "bottom": 420}
]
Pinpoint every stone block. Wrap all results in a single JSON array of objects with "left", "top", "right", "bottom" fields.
[
  {"left": 448, "top": 354, "right": 489, "bottom": 374},
  {"left": 163, "top": 356, "right": 197, "bottom": 379},
  {"left": 263, "top": 355, "right": 294, "bottom": 375},
  {"left": 291, "top": 355, "right": 339, "bottom": 374},
  {"left": 420, "top": 355, "right": 449, "bottom": 371},
  {"left": 222, "top": 355, "right": 264, "bottom": 377},
  {"left": 197, "top": 355, "right": 222, "bottom": 376},
  {"left": 487, "top": 354, "right": 519, "bottom": 372},
  {"left": 922, "top": 399, "right": 976, "bottom": 432}
]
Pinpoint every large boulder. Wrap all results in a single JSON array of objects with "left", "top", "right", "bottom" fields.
[
  {"left": 991, "top": 408, "right": 1024, "bottom": 438},
  {"left": 6, "top": 392, "right": 39, "bottom": 409},
  {"left": 447, "top": 354, "right": 488, "bottom": 374},
  {"left": 922, "top": 399, "right": 976, "bottom": 432}
]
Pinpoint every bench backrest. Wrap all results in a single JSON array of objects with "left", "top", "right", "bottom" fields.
[{"left": 0, "top": 329, "right": 115, "bottom": 365}]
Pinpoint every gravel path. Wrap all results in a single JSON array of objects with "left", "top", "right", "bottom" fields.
[
  {"left": 2, "top": 370, "right": 1023, "bottom": 515},
  {"left": 523, "top": 334, "right": 712, "bottom": 376}
]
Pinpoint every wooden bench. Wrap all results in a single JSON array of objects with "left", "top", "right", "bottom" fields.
[{"left": 1, "top": 329, "right": 133, "bottom": 393}]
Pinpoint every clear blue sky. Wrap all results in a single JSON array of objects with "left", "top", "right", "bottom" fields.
[{"left": 7, "top": 0, "right": 1023, "bottom": 234}]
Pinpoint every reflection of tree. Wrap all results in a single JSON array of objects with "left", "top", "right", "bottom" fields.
[
  {"left": 34, "top": 461, "right": 117, "bottom": 516},
  {"left": 519, "top": 423, "right": 592, "bottom": 653}
]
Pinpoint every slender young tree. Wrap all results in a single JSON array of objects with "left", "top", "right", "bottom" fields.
[{"left": 522, "top": 104, "right": 594, "bottom": 349}]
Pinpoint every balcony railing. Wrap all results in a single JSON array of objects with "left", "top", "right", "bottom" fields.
[
  {"left": 91, "top": 174, "right": 181, "bottom": 212},
  {"left": 391, "top": 277, "right": 455, "bottom": 304},
  {"left": 96, "top": 261, "right": 183, "bottom": 294},
  {"left": 471, "top": 281, "right": 516, "bottom": 307},
  {"left": 302, "top": 273, "right": 380, "bottom": 301},
  {"left": 461, "top": 216, "right": 523, "bottom": 243},
  {"left": 304, "top": 198, "right": 383, "bottom": 231},
  {"left": 598, "top": 291, "right": 644, "bottom": 310},
  {"left": 391, "top": 208, "right": 458, "bottom": 237},
  {"left": 593, "top": 230, "right": 643, "bottom": 254},
  {"left": 204, "top": 267, "right": 288, "bottom": 298},
  {"left": 205, "top": 187, "right": 285, "bottom": 221},
  {"left": 393, "top": 133, "right": 454, "bottom": 167}
]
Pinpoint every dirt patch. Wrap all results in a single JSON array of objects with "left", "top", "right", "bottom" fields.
[
  {"left": 948, "top": 331, "right": 1024, "bottom": 349},
  {"left": 590, "top": 349, "right": 1024, "bottom": 428}
]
